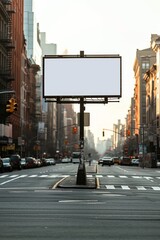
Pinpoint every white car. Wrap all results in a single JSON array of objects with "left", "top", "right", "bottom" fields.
[
  {"left": 131, "top": 158, "right": 139, "bottom": 166},
  {"left": 102, "top": 157, "right": 114, "bottom": 166},
  {"left": 61, "top": 157, "right": 71, "bottom": 163}
]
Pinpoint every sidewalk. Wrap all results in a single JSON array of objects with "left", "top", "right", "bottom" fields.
[{"left": 57, "top": 163, "right": 97, "bottom": 189}]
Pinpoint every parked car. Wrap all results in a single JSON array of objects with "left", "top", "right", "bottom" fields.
[
  {"left": 10, "top": 154, "right": 22, "bottom": 170},
  {"left": 0, "top": 158, "right": 4, "bottom": 173},
  {"left": 25, "top": 157, "right": 37, "bottom": 168},
  {"left": 102, "top": 156, "right": 114, "bottom": 166},
  {"left": 43, "top": 158, "right": 55, "bottom": 165},
  {"left": 21, "top": 158, "right": 27, "bottom": 169},
  {"left": 41, "top": 158, "right": 48, "bottom": 166},
  {"left": 131, "top": 158, "right": 139, "bottom": 166},
  {"left": 2, "top": 157, "right": 13, "bottom": 172},
  {"left": 36, "top": 159, "right": 43, "bottom": 167},
  {"left": 45, "top": 158, "right": 56, "bottom": 165}
]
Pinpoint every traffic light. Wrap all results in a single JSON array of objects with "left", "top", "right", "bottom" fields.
[
  {"left": 6, "top": 98, "right": 18, "bottom": 113},
  {"left": 126, "top": 130, "right": 130, "bottom": 137},
  {"left": 102, "top": 131, "right": 105, "bottom": 137},
  {"left": 72, "top": 126, "right": 78, "bottom": 134}
]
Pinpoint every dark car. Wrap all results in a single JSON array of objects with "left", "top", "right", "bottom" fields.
[
  {"left": 10, "top": 154, "right": 22, "bottom": 170},
  {"left": 98, "top": 158, "right": 103, "bottom": 165},
  {"left": 25, "top": 157, "right": 37, "bottom": 168},
  {"left": 119, "top": 156, "right": 131, "bottom": 166},
  {"left": 0, "top": 158, "right": 4, "bottom": 173},
  {"left": 2, "top": 157, "right": 13, "bottom": 172}
]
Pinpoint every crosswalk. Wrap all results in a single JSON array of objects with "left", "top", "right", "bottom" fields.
[
  {"left": 1, "top": 174, "right": 160, "bottom": 191},
  {"left": 0, "top": 173, "right": 160, "bottom": 179},
  {"left": 0, "top": 174, "right": 70, "bottom": 178},
  {"left": 105, "top": 185, "right": 160, "bottom": 191}
]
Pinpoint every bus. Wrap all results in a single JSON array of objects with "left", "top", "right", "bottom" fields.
[{"left": 71, "top": 152, "right": 81, "bottom": 164}]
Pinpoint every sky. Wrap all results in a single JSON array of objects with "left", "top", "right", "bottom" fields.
[{"left": 34, "top": 0, "right": 160, "bottom": 143}]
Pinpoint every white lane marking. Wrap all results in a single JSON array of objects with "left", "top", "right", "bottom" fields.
[
  {"left": 0, "top": 175, "right": 8, "bottom": 178},
  {"left": 96, "top": 175, "right": 103, "bottom": 178},
  {"left": 39, "top": 175, "right": 48, "bottom": 177},
  {"left": 59, "top": 200, "right": 98, "bottom": 203},
  {"left": 48, "top": 174, "right": 70, "bottom": 178},
  {"left": 9, "top": 175, "right": 18, "bottom": 178},
  {"left": 19, "top": 175, "right": 27, "bottom": 178},
  {"left": 119, "top": 176, "right": 128, "bottom": 178},
  {"left": 116, "top": 166, "right": 128, "bottom": 172},
  {"left": 61, "top": 175, "right": 70, "bottom": 178},
  {"left": 105, "top": 185, "right": 115, "bottom": 189},
  {"left": 107, "top": 175, "right": 115, "bottom": 178},
  {"left": 29, "top": 175, "right": 38, "bottom": 177},
  {"left": 136, "top": 186, "right": 146, "bottom": 190},
  {"left": 121, "top": 185, "right": 130, "bottom": 190},
  {"left": 0, "top": 176, "right": 25, "bottom": 185},
  {"left": 152, "top": 187, "right": 160, "bottom": 190},
  {"left": 48, "top": 174, "right": 59, "bottom": 178},
  {"left": 87, "top": 175, "right": 93, "bottom": 178},
  {"left": 143, "top": 177, "right": 153, "bottom": 180},
  {"left": 132, "top": 176, "right": 142, "bottom": 179}
]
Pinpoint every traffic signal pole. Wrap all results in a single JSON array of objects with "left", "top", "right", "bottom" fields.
[{"left": 76, "top": 51, "right": 87, "bottom": 185}]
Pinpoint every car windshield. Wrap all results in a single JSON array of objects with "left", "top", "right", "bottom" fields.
[{"left": 2, "top": 158, "right": 10, "bottom": 163}]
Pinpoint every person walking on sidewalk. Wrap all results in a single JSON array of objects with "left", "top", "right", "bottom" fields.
[{"left": 88, "top": 153, "right": 92, "bottom": 166}]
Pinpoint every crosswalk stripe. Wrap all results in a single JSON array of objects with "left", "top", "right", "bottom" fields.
[
  {"left": 121, "top": 185, "right": 130, "bottom": 190},
  {"left": 0, "top": 175, "right": 8, "bottom": 178},
  {"left": 48, "top": 174, "right": 59, "bottom": 178},
  {"left": 132, "top": 176, "right": 142, "bottom": 178},
  {"left": 105, "top": 185, "right": 115, "bottom": 189},
  {"left": 136, "top": 186, "right": 146, "bottom": 190},
  {"left": 152, "top": 187, "right": 160, "bottom": 190}
]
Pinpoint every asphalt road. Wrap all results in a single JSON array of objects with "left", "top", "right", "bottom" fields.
[{"left": 0, "top": 162, "right": 160, "bottom": 240}]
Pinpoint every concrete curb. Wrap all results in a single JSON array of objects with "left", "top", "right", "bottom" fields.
[
  {"left": 53, "top": 163, "right": 98, "bottom": 189},
  {"left": 57, "top": 176, "right": 97, "bottom": 189}
]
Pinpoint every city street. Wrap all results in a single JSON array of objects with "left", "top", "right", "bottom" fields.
[{"left": 0, "top": 162, "right": 160, "bottom": 239}]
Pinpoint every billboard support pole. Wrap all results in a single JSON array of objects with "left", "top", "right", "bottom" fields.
[{"left": 76, "top": 51, "right": 87, "bottom": 185}]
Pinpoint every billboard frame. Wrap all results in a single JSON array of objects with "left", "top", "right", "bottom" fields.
[{"left": 43, "top": 53, "right": 122, "bottom": 104}]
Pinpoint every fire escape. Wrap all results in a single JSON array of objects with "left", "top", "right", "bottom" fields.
[{"left": 0, "top": 0, "right": 15, "bottom": 89}]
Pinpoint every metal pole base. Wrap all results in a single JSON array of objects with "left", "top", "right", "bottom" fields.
[{"left": 76, "top": 162, "right": 87, "bottom": 185}]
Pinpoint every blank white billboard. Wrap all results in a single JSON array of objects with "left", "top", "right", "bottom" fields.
[{"left": 43, "top": 56, "right": 122, "bottom": 98}]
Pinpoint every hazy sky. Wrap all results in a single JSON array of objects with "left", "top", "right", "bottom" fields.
[{"left": 34, "top": 0, "right": 160, "bottom": 142}]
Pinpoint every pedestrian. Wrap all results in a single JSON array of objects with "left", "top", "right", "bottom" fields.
[{"left": 88, "top": 153, "right": 92, "bottom": 166}]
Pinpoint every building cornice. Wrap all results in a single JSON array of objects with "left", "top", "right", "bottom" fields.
[{"left": 152, "top": 37, "right": 160, "bottom": 52}]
